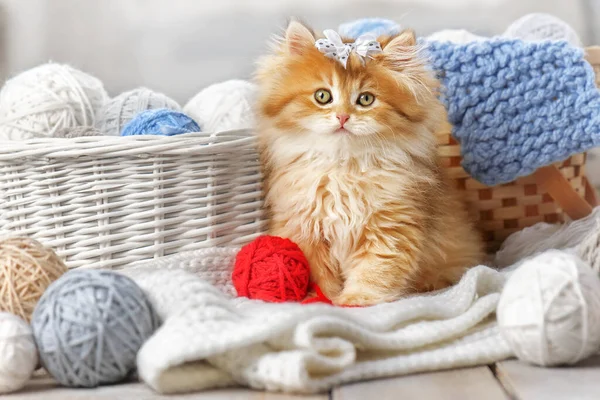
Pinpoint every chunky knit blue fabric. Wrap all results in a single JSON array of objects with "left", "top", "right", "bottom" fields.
[
  {"left": 427, "top": 40, "right": 600, "bottom": 185},
  {"left": 121, "top": 108, "right": 200, "bottom": 136},
  {"left": 340, "top": 18, "right": 600, "bottom": 185}
]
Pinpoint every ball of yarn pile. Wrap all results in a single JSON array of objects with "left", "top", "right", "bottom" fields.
[
  {"left": 232, "top": 236, "right": 310, "bottom": 302},
  {"left": 498, "top": 250, "right": 600, "bottom": 367},
  {"left": 95, "top": 87, "right": 181, "bottom": 136},
  {"left": 338, "top": 18, "right": 401, "bottom": 38},
  {"left": 504, "top": 13, "right": 581, "bottom": 46},
  {"left": 54, "top": 126, "right": 101, "bottom": 138},
  {"left": 0, "top": 312, "right": 37, "bottom": 394},
  {"left": 0, "top": 237, "right": 67, "bottom": 321},
  {"left": 183, "top": 80, "right": 256, "bottom": 133},
  {"left": 121, "top": 108, "right": 200, "bottom": 136},
  {"left": 31, "top": 269, "right": 158, "bottom": 387},
  {"left": 0, "top": 63, "right": 108, "bottom": 140},
  {"left": 427, "top": 29, "right": 486, "bottom": 44}
]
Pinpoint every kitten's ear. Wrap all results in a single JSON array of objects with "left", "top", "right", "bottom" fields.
[
  {"left": 383, "top": 29, "right": 417, "bottom": 57},
  {"left": 285, "top": 20, "right": 315, "bottom": 55}
]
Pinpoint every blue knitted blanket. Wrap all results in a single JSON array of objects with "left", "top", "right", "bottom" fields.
[{"left": 427, "top": 40, "right": 600, "bottom": 185}]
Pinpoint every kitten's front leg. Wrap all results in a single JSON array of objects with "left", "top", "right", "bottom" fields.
[
  {"left": 300, "top": 239, "right": 344, "bottom": 300},
  {"left": 334, "top": 256, "right": 415, "bottom": 306},
  {"left": 334, "top": 232, "right": 423, "bottom": 306},
  {"left": 269, "top": 219, "right": 343, "bottom": 300}
]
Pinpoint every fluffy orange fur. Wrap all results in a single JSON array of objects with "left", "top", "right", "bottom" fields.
[{"left": 254, "top": 21, "right": 484, "bottom": 306}]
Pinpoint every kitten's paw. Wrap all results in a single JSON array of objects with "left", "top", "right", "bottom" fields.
[{"left": 333, "top": 291, "right": 389, "bottom": 307}]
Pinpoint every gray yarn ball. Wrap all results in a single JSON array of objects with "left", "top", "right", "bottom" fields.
[
  {"left": 53, "top": 126, "right": 102, "bottom": 138},
  {"left": 31, "top": 269, "right": 159, "bottom": 388},
  {"left": 95, "top": 87, "right": 181, "bottom": 136}
]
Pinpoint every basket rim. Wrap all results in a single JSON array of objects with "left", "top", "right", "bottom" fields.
[{"left": 0, "top": 129, "right": 257, "bottom": 160}]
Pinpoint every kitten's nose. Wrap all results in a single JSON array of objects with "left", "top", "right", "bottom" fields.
[{"left": 337, "top": 114, "right": 350, "bottom": 127}]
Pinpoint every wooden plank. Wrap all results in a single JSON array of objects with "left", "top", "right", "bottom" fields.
[
  {"left": 495, "top": 355, "right": 600, "bottom": 400},
  {"left": 259, "top": 393, "right": 327, "bottom": 400},
  {"left": 534, "top": 165, "right": 593, "bottom": 220},
  {"left": 332, "top": 367, "right": 508, "bottom": 400},
  {"left": 8, "top": 376, "right": 328, "bottom": 400},
  {"left": 584, "top": 176, "right": 600, "bottom": 207}
]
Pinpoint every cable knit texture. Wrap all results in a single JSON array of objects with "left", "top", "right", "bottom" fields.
[
  {"left": 120, "top": 249, "right": 513, "bottom": 394},
  {"left": 427, "top": 39, "right": 600, "bottom": 185}
]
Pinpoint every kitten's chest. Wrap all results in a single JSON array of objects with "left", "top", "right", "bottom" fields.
[
  {"left": 270, "top": 160, "right": 399, "bottom": 243},
  {"left": 311, "top": 168, "right": 372, "bottom": 232}
]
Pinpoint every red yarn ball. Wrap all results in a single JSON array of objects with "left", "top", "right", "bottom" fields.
[{"left": 232, "top": 236, "right": 310, "bottom": 302}]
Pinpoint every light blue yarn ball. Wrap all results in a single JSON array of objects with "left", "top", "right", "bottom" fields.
[
  {"left": 338, "top": 18, "right": 401, "bottom": 39},
  {"left": 31, "top": 269, "right": 159, "bottom": 388},
  {"left": 120, "top": 108, "right": 200, "bottom": 136}
]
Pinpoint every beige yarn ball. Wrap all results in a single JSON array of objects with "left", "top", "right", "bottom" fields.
[
  {"left": 498, "top": 250, "right": 600, "bottom": 367},
  {"left": 0, "top": 312, "right": 37, "bottom": 394},
  {"left": 0, "top": 237, "right": 67, "bottom": 322},
  {"left": 0, "top": 63, "right": 108, "bottom": 140},
  {"left": 95, "top": 87, "right": 181, "bottom": 136}
]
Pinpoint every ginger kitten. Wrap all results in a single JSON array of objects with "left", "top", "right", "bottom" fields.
[{"left": 254, "top": 21, "right": 484, "bottom": 306}]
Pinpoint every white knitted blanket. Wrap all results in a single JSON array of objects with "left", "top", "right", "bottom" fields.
[{"left": 119, "top": 248, "right": 514, "bottom": 394}]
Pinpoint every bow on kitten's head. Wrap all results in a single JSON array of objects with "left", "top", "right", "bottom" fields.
[{"left": 255, "top": 20, "right": 445, "bottom": 161}]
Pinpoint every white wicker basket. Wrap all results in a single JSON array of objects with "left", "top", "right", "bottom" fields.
[{"left": 0, "top": 130, "right": 267, "bottom": 269}]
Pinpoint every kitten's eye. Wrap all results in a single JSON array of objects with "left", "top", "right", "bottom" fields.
[
  {"left": 314, "top": 89, "right": 332, "bottom": 105},
  {"left": 357, "top": 92, "right": 375, "bottom": 107}
]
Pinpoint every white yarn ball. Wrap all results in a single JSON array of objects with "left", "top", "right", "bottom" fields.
[
  {"left": 504, "top": 13, "right": 581, "bottom": 47},
  {"left": 0, "top": 312, "right": 37, "bottom": 394},
  {"left": 498, "top": 250, "right": 600, "bottom": 367},
  {"left": 427, "top": 29, "right": 486, "bottom": 44},
  {"left": 95, "top": 87, "right": 181, "bottom": 136},
  {"left": 184, "top": 80, "right": 256, "bottom": 133},
  {"left": 0, "top": 63, "right": 108, "bottom": 140}
]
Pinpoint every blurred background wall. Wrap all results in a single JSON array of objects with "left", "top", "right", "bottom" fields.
[{"left": 0, "top": 0, "right": 596, "bottom": 104}]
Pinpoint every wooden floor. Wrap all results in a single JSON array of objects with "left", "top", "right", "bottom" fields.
[{"left": 9, "top": 356, "right": 600, "bottom": 400}]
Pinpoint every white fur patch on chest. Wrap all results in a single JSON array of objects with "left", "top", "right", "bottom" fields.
[{"left": 269, "top": 154, "right": 406, "bottom": 265}]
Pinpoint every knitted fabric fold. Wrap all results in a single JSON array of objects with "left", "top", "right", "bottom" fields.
[
  {"left": 120, "top": 250, "right": 513, "bottom": 394},
  {"left": 427, "top": 39, "right": 600, "bottom": 185}
]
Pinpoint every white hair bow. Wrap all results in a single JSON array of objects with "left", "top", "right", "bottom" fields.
[{"left": 315, "top": 29, "right": 383, "bottom": 68}]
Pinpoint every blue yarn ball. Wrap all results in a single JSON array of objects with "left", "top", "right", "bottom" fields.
[
  {"left": 338, "top": 18, "right": 401, "bottom": 39},
  {"left": 31, "top": 270, "right": 159, "bottom": 388},
  {"left": 121, "top": 108, "right": 200, "bottom": 136}
]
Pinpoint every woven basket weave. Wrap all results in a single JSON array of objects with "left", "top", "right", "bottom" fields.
[
  {"left": 0, "top": 131, "right": 266, "bottom": 269},
  {"left": 438, "top": 46, "right": 600, "bottom": 253}
]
